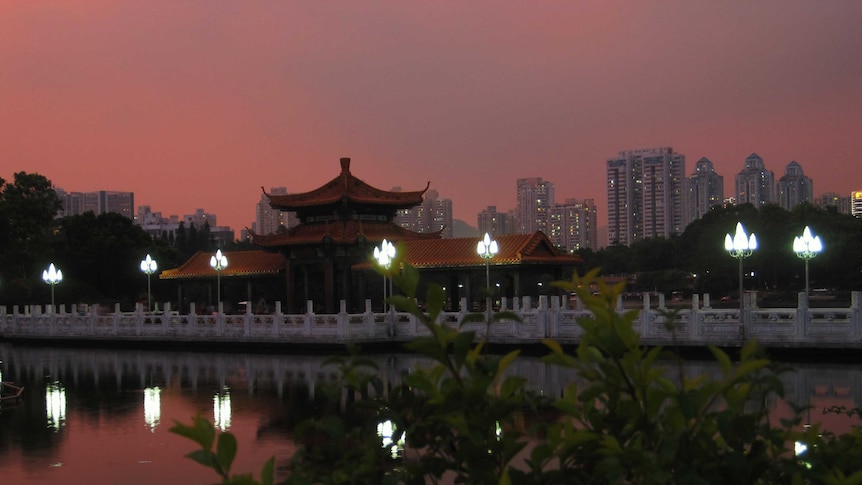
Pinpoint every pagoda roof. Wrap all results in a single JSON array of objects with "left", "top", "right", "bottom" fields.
[
  {"left": 357, "top": 232, "right": 582, "bottom": 269},
  {"left": 264, "top": 157, "right": 429, "bottom": 210},
  {"left": 251, "top": 220, "right": 441, "bottom": 248},
  {"left": 159, "top": 250, "right": 286, "bottom": 280}
]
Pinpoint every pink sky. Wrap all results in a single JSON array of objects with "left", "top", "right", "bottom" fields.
[{"left": 3, "top": 2, "right": 861, "bottom": 236}]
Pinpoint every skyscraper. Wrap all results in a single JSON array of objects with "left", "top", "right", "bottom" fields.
[
  {"left": 735, "top": 153, "right": 774, "bottom": 206},
  {"left": 686, "top": 157, "right": 724, "bottom": 224},
  {"left": 256, "top": 187, "right": 299, "bottom": 235},
  {"left": 477, "top": 205, "right": 513, "bottom": 236},
  {"left": 54, "top": 189, "right": 134, "bottom": 219},
  {"left": 548, "top": 198, "right": 598, "bottom": 251},
  {"left": 606, "top": 147, "right": 686, "bottom": 246},
  {"left": 816, "top": 192, "right": 851, "bottom": 215},
  {"left": 516, "top": 177, "right": 554, "bottom": 234},
  {"left": 852, "top": 191, "right": 862, "bottom": 218},
  {"left": 776, "top": 161, "right": 814, "bottom": 210},
  {"left": 395, "top": 188, "right": 454, "bottom": 237}
]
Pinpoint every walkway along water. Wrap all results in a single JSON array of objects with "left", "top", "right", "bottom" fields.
[{"left": 1, "top": 291, "right": 861, "bottom": 350}]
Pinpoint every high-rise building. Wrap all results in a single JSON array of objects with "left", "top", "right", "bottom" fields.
[
  {"left": 516, "top": 177, "right": 554, "bottom": 234},
  {"left": 255, "top": 187, "right": 299, "bottom": 235},
  {"left": 735, "top": 153, "right": 774, "bottom": 207},
  {"left": 816, "top": 192, "right": 851, "bottom": 215},
  {"left": 776, "top": 161, "right": 814, "bottom": 210},
  {"left": 548, "top": 198, "right": 598, "bottom": 251},
  {"left": 55, "top": 189, "right": 134, "bottom": 219},
  {"left": 686, "top": 157, "right": 724, "bottom": 224},
  {"left": 606, "top": 147, "right": 686, "bottom": 246},
  {"left": 184, "top": 208, "right": 216, "bottom": 229},
  {"left": 181, "top": 208, "right": 235, "bottom": 245},
  {"left": 477, "top": 205, "right": 514, "bottom": 236},
  {"left": 852, "top": 191, "right": 862, "bottom": 218},
  {"left": 395, "top": 188, "right": 454, "bottom": 238},
  {"left": 136, "top": 205, "right": 181, "bottom": 238}
]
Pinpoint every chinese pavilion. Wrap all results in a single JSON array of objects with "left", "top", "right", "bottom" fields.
[
  {"left": 161, "top": 157, "right": 581, "bottom": 314},
  {"left": 250, "top": 157, "right": 440, "bottom": 313}
]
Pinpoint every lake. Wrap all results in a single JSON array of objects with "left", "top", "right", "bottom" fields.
[{"left": 1, "top": 342, "right": 860, "bottom": 484}]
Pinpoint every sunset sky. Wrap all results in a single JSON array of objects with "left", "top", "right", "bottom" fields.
[{"left": 3, "top": 2, "right": 861, "bottom": 236}]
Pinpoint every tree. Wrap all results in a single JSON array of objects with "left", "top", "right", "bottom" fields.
[
  {"left": 0, "top": 172, "right": 63, "bottom": 303},
  {"left": 172, "top": 266, "right": 862, "bottom": 484},
  {"left": 50, "top": 212, "right": 155, "bottom": 307}
]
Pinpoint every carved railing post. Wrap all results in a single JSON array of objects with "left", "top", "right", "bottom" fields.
[
  {"left": 797, "top": 292, "right": 809, "bottom": 340},
  {"left": 690, "top": 294, "right": 701, "bottom": 338}
]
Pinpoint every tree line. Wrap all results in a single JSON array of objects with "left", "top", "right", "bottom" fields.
[
  {"left": 0, "top": 172, "right": 248, "bottom": 308},
  {"left": 575, "top": 202, "right": 862, "bottom": 299},
  {"left": 2, "top": 171, "right": 861, "bottom": 309}
]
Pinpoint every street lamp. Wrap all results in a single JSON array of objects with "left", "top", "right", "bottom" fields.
[
  {"left": 724, "top": 222, "right": 757, "bottom": 338},
  {"left": 374, "top": 239, "right": 396, "bottom": 312},
  {"left": 209, "top": 249, "right": 228, "bottom": 309},
  {"left": 477, "top": 232, "right": 498, "bottom": 317},
  {"left": 140, "top": 254, "right": 158, "bottom": 312},
  {"left": 793, "top": 226, "right": 823, "bottom": 295},
  {"left": 42, "top": 263, "right": 63, "bottom": 312}
]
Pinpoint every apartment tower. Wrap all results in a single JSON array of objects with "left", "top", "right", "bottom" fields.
[
  {"left": 548, "top": 198, "right": 598, "bottom": 251},
  {"left": 776, "top": 161, "right": 814, "bottom": 210},
  {"left": 516, "top": 177, "right": 554, "bottom": 234},
  {"left": 606, "top": 147, "right": 686, "bottom": 246},
  {"left": 686, "top": 157, "right": 724, "bottom": 224},
  {"left": 735, "top": 153, "right": 774, "bottom": 207}
]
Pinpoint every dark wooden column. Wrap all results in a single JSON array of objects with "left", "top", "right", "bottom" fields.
[
  {"left": 324, "top": 259, "right": 335, "bottom": 313},
  {"left": 285, "top": 260, "right": 295, "bottom": 313}
]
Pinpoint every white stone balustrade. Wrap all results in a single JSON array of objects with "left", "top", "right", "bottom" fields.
[{"left": 1, "top": 292, "right": 861, "bottom": 349}]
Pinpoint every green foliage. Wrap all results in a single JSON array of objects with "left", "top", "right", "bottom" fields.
[
  {"left": 0, "top": 172, "right": 63, "bottom": 301},
  {"left": 590, "top": 203, "right": 862, "bottom": 295},
  {"left": 172, "top": 262, "right": 861, "bottom": 484},
  {"left": 170, "top": 413, "right": 275, "bottom": 485},
  {"left": 50, "top": 212, "right": 159, "bottom": 305}
]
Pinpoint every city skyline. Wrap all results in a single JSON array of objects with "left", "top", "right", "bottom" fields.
[{"left": 3, "top": 2, "right": 862, "bottom": 233}]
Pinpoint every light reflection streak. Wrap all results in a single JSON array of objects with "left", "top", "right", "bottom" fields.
[
  {"left": 143, "top": 387, "right": 161, "bottom": 431},
  {"left": 213, "top": 387, "right": 231, "bottom": 431},
  {"left": 45, "top": 381, "right": 67, "bottom": 431},
  {"left": 377, "top": 419, "right": 405, "bottom": 459}
]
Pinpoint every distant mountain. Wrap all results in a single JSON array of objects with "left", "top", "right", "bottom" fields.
[{"left": 452, "top": 219, "right": 479, "bottom": 238}]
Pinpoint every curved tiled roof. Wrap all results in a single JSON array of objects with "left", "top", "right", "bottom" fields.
[
  {"left": 264, "top": 157, "right": 429, "bottom": 210},
  {"left": 252, "top": 220, "right": 441, "bottom": 248},
  {"left": 159, "top": 250, "right": 286, "bottom": 280},
  {"left": 356, "top": 232, "right": 582, "bottom": 269}
]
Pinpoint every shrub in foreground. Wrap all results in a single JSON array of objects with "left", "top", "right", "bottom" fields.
[{"left": 172, "top": 259, "right": 862, "bottom": 484}]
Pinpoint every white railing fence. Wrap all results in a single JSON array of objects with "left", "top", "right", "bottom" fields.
[{"left": 1, "top": 292, "right": 860, "bottom": 347}]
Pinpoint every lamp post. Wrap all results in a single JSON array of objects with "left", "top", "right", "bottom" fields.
[
  {"left": 724, "top": 222, "right": 757, "bottom": 339},
  {"left": 42, "top": 263, "right": 63, "bottom": 312},
  {"left": 209, "top": 249, "right": 228, "bottom": 310},
  {"left": 140, "top": 254, "right": 158, "bottom": 312},
  {"left": 793, "top": 226, "right": 823, "bottom": 295},
  {"left": 374, "top": 239, "right": 396, "bottom": 311},
  {"left": 477, "top": 232, "right": 498, "bottom": 319}
]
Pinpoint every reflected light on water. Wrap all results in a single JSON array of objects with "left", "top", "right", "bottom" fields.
[
  {"left": 143, "top": 387, "right": 161, "bottom": 432},
  {"left": 377, "top": 419, "right": 405, "bottom": 459},
  {"left": 45, "top": 381, "right": 66, "bottom": 431},
  {"left": 214, "top": 387, "right": 232, "bottom": 431}
]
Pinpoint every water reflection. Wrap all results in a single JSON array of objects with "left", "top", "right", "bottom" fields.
[
  {"left": 213, "top": 386, "right": 232, "bottom": 431},
  {"left": 144, "top": 387, "right": 161, "bottom": 431},
  {"left": 377, "top": 419, "right": 404, "bottom": 459},
  {"left": 0, "top": 342, "right": 860, "bottom": 484},
  {"left": 45, "top": 381, "right": 66, "bottom": 431}
]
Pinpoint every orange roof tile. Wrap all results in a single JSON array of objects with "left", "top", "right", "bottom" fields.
[
  {"left": 252, "top": 220, "right": 440, "bottom": 248},
  {"left": 159, "top": 250, "right": 286, "bottom": 280},
  {"left": 265, "top": 157, "right": 428, "bottom": 209}
]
